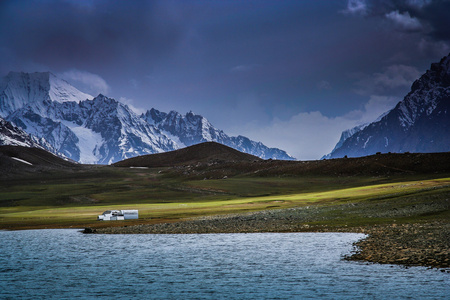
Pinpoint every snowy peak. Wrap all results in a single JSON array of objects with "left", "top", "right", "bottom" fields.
[
  {"left": 142, "top": 108, "right": 295, "bottom": 160},
  {"left": 141, "top": 108, "right": 167, "bottom": 125},
  {"left": 2, "top": 84, "right": 178, "bottom": 164},
  {"left": 162, "top": 110, "right": 219, "bottom": 142},
  {"left": 2, "top": 71, "right": 294, "bottom": 163},
  {"left": 143, "top": 108, "right": 230, "bottom": 147},
  {"left": 0, "top": 71, "right": 92, "bottom": 117},
  {"left": 326, "top": 53, "right": 450, "bottom": 158},
  {"left": 0, "top": 115, "right": 62, "bottom": 157},
  {"left": 321, "top": 123, "right": 368, "bottom": 159},
  {"left": 48, "top": 73, "right": 93, "bottom": 103},
  {"left": 1, "top": 72, "right": 50, "bottom": 116},
  {"left": 60, "top": 94, "right": 178, "bottom": 164},
  {"left": 397, "top": 54, "right": 450, "bottom": 128},
  {"left": 322, "top": 110, "right": 391, "bottom": 159},
  {"left": 410, "top": 54, "right": 450, "bottom": 92},
  {"left": 0, "top": 116, "right": 42, "bottom": 148}
]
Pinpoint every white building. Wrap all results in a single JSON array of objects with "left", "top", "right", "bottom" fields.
[{"left": 98, "top": 210, "right": 138, "bottom": 221}]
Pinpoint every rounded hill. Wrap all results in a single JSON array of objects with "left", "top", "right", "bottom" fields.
[{"left": 113, "top": 142, "right": 263, "bottom": 168}]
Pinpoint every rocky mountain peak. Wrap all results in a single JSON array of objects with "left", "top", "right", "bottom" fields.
[
  {"left": 325, "top": 53, "right": 450, "bottom": 159},
  {"left": 1, "top": 71, "right": 294, "bottom": 163},
  {"left": 0, "top": 115, "right": 61, "bottom": 156},
  {"left": 410, "top": 53, "right": 450, "bottom": 92},
  {"left": 0, "top": 71, "right": 92, "bottom": 118},
  {"left": 141, "top": 108, "right": 167, "bottom": 125}
]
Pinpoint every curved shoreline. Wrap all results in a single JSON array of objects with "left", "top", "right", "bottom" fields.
[
  {"left": 344, "top": 222, "right": 450, "bottom": 269},
  {"left": 90, "top": 208, "right": 450, "bottom": 270}
]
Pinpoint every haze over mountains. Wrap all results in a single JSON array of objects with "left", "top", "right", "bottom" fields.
[
  {"left": 1, "top": 54, "right": 449, "bottom": 164},
  {"left": 0, "top": 72, "right": 293, "bottom": 164},
  {"left": 325, "top": 53, "right": 450, "bottom": 159}
]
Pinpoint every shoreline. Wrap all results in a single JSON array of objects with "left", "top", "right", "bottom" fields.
[
  {"left": 89, "top": 208, "right": 450, "bottom": 270},
  {"left": 344, "top": 222, "right": 449, "bottom": 269}
]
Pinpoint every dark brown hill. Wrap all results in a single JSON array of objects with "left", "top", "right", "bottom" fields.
[
  {"left": 162, "top": 151, "right": 450, "bottom": 179},
  {"left": 113, "top": 142, "right": 263, "bottom": 168},
  {"left": 259, "top": 152, "right": 450, "bottom": 176},
  {"left": 0, "top": 145, "right": 77, "bottom": 177}
]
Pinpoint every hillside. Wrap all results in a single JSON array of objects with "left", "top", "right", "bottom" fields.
[
  {"left": 113, "top": 140, "right": 450, "bottom": 179},
  {"left": 159, "top": 151, "right": 450, "bottom": 180},
  {"left": 0, "top": 145, "right": 77, "bottom": 177},
  {"left": 113, "top": 141, "right": 263, "bottom": 168},
  {"left": 1, "top": 142, "right": 449, "bottom": 179},
  {"left": 1, "top": 144, "right": 449, "bottom": 270}
]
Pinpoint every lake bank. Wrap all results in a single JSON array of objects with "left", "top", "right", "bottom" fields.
[
  {"left": 345, "top": 222, "right": 449, "bottom": 269},
  {"left": 91, "top": 204, "right": 450, "bottom": 269},
  {"left": 3, "top": 230, "right": 448, "bottom": 299}
]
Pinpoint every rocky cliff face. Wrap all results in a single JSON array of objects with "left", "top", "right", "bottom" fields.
[{"left": 326, "top": 53, "right": 450, "bottom": 158}]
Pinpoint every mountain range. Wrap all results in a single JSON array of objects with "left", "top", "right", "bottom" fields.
[
  {"left": 2, "top": 53, "right": 448, "bottom": 163},
  {"left": 0, "top": 72, "right": 294, "bottom": 164},
  {"left": 325, "top": 53, "right": 450, "bottom": 159}
]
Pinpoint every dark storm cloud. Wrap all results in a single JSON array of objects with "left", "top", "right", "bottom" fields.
[
  {"left": 420, "top": 1, "right": 450, "bottom": 41},
  {"left": 0, "top": 0, "right": 185, "bottom": 72},
  {"left": 1, "top": 0, "right": 448, "bottom": 159},
  {"left": 347, "top": 0, "right": 450, "bottom": 40}
]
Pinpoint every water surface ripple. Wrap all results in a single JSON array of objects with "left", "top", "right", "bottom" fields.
[{"left": 0, "top": 230, "right": 448, "bottom": 299}]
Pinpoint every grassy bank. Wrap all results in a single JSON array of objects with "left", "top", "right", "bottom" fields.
[
  {"left": 0, "top": 165, "right": 448, "bottom": 230},
  {"left": 1, "top": 159, "right": 449, "bottom": 268}
]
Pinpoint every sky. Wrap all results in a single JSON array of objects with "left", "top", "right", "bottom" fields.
[{"left": 1, "top": 0, "right": 449, "bottom": 160}]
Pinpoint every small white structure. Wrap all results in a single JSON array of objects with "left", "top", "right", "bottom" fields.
[{"left": 97, "top": 210, "right": 138, "bottom": 221}]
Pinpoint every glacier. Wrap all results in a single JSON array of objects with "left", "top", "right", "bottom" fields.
[{"left": 62, "top": 121, "right": 103, "bottom": 164}]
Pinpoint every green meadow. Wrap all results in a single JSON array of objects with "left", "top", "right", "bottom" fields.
[{"left": 0, "top": 166, "right": 449, "bottom": 230}]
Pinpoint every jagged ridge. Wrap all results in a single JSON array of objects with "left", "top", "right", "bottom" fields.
[
  {"left": 0, "top": 71, "right": 293, "bottom": 164},
  {"left": 326, "top": 53, "right": 450, "bottom": 158},
  {"left": 141, "top": 109, "right": 295, "bottom": 160}
]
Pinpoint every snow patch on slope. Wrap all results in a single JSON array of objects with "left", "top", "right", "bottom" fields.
[
  {"left": 363, "top": 136, "right": 372, "bottom": 149},
  {"left": 63, "top": 122, "right": 103, "bottom": 164},
  {"left": 11, "top": 157, "right": 33, "bottom": 166},
  {"left": 49, "top": 74, "right": 93, "bottom": 103},
  {"left": 161, "top": 130, "right": 186, "bottom": 149}
]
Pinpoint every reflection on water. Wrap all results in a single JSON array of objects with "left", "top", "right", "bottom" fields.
[{"left": 0, "top": 230, "right": 448, "bottom": 299}]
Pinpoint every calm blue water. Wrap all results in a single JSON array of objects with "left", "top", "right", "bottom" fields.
[{"left": 0, "top": 230, "right": 448, "bottom": 299}]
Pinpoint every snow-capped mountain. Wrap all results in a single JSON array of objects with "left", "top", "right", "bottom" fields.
[
  {"left": 0, "top": 71, "right": 93, "bottom": 116},
  {"left": 326, "top": 53, "right": 450, "bottom": 159},
  {"left": 0, "top": 71, "right": 293, "bottom": 164},
  {"left": 0, "top": 115, "right": 61, "bottom": 154},
  {"left": 1, "top": 115, "right": 43, "bottom": 148},
  {"left": 4, "top": 94, "right": 178, "bottom": 164},
  {"left": 321, "top": 124, "right": 368, "bottom": 159},
  {"left": 142, "top": 109, "right": 295, "bottom": 160},
  {"left": 322, "top": 110, "right": 391, "bottom": 159}
]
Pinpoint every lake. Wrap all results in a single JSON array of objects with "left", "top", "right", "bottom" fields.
[{"left": 0, "top": 229, "right": 448, "bottom": 299}]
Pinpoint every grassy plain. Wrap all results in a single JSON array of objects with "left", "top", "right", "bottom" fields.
[{"left": 0, "top": 164, "right": 449, "bottom": 230}]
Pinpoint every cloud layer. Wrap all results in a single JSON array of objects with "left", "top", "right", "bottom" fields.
[
  {"left": 60, "top": 70, "right": 110, "bottom": 96},
  {"left": 0, "top": 0, "right": 449, "bottom": 159},
  {"left": 241, "top": 95, "right": 400, "bottom": 160}
]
